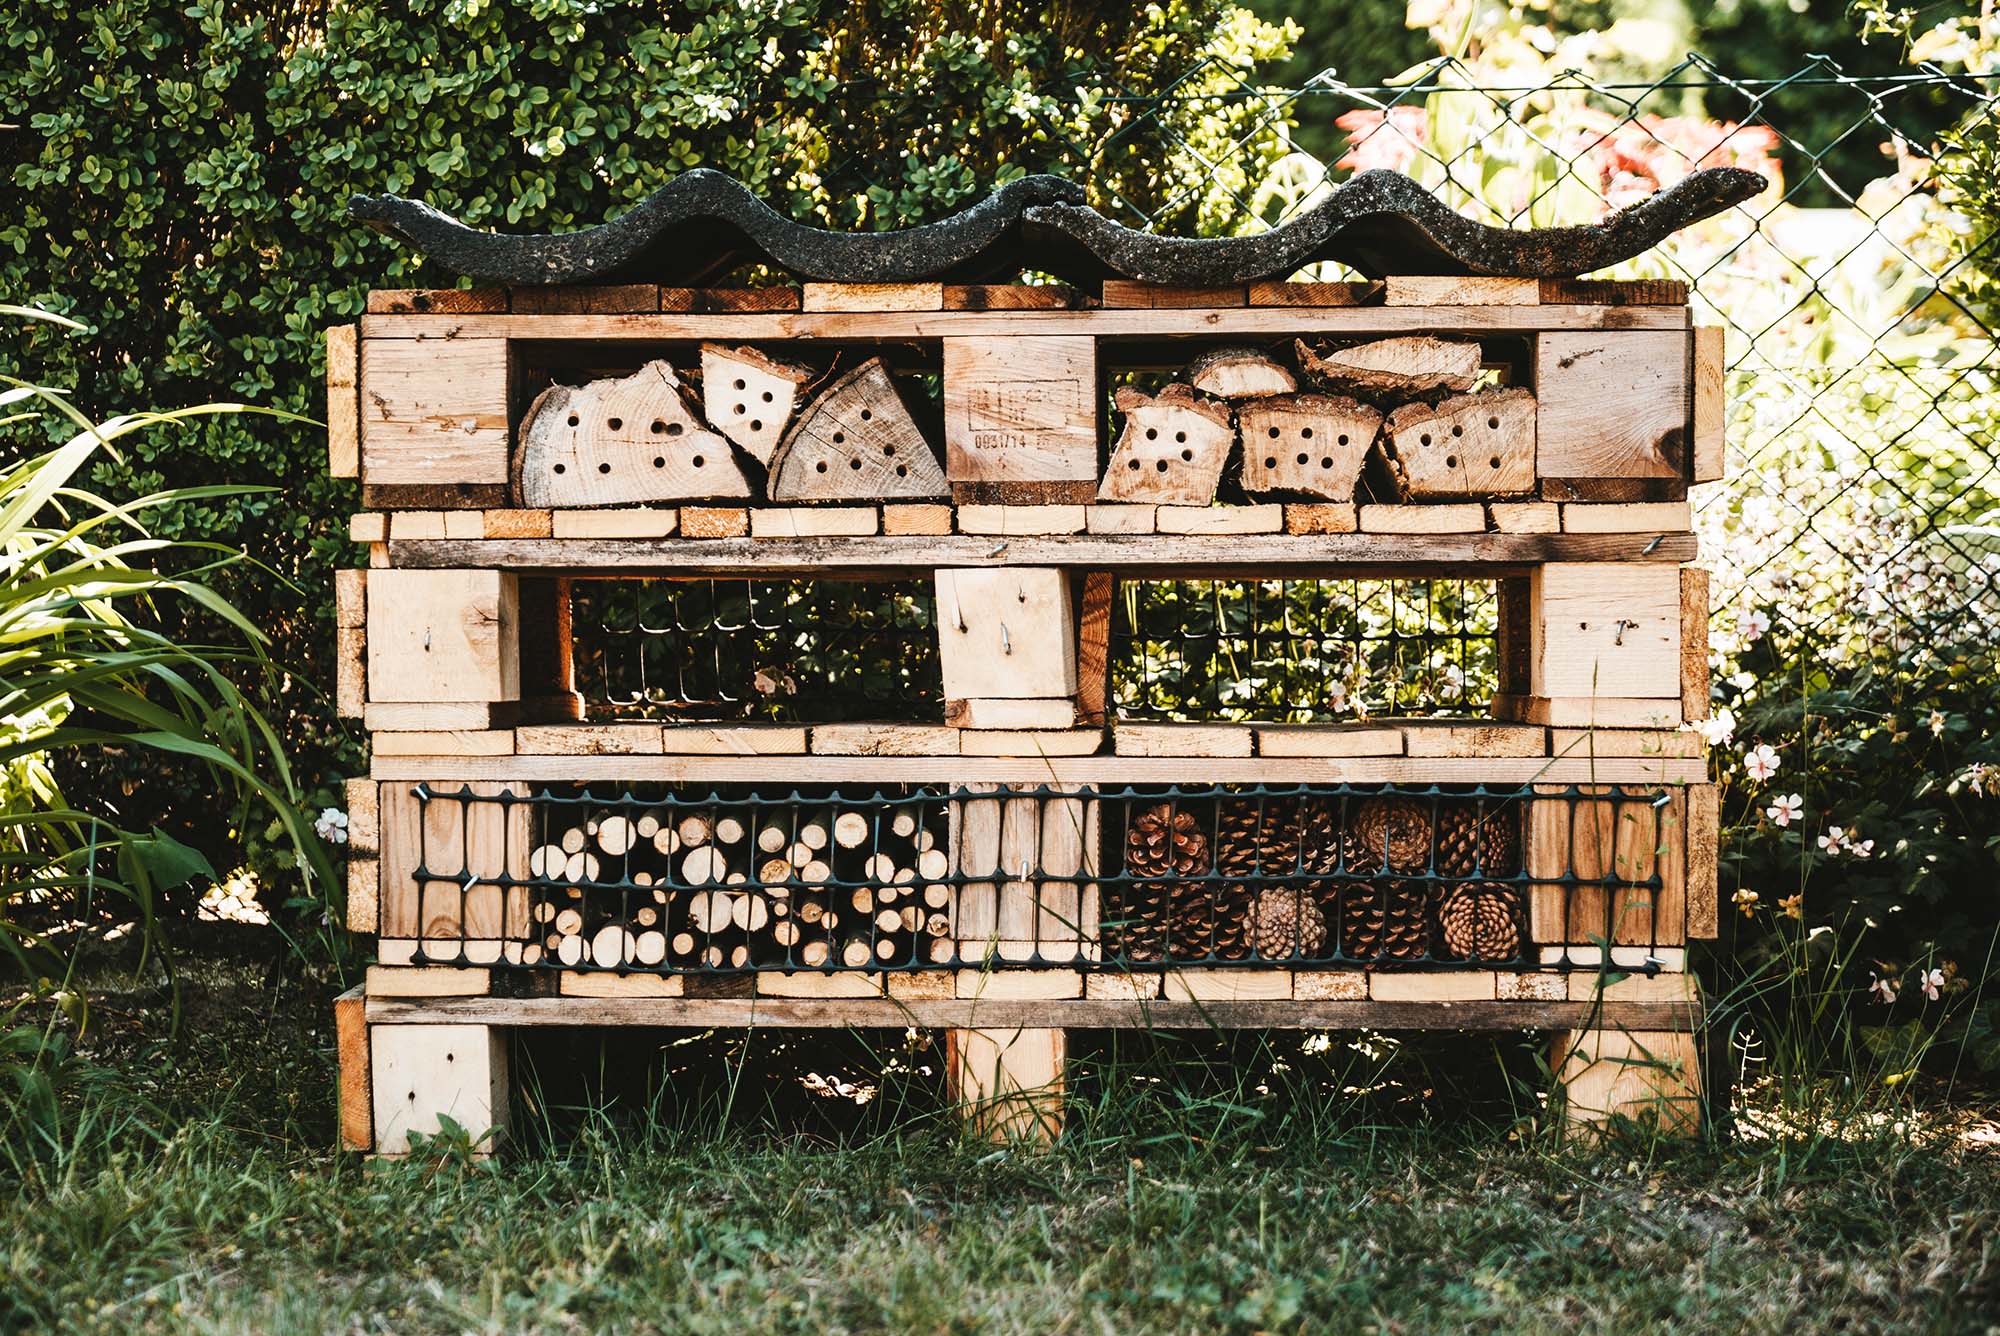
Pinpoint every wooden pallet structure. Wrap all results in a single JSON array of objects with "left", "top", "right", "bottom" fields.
[{"left": 328, "top": 174, "right": 1746, "bottom": 1151}]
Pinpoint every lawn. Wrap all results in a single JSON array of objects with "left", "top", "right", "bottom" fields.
[{"left": 5, "top": 943, "right": 1997, "bottom": 1334}]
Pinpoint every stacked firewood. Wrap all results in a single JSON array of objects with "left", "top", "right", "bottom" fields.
[
  {"left": 1096, "top": 336, "right": 1534, "bottom": 506},
  {"left": 1110, "top": 793, "right": 1527, "bottom": 965},
  {"left": 517, "top": 344, "right": 948, "bottom": 508},
  {"left": 520, "top": 800, "right": 953, "bottom": 971}
]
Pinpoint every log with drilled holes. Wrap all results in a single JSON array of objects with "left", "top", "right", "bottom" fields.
[
  {"left": 516, "top": 360, "right": 751, "bottom": 506},
  {"left": 700, "top": 344, "right": 813, "bottom": 466},
  {"left": 1097, "top": 384, "right": 1233, "bottom": 505},
  {"left": 767, "top": 358, "right": 947, "bottom": 502},
  {"left": 1378, "top": 387, "right": 1537, "bottom": 500},
  {"left": 1237, "top": 393, "right": 1382, "bottom": 500}
]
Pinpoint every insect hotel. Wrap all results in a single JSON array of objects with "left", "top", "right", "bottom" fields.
[{"left": 327, "top": 165, "right": 1761, "bottom": 1150}]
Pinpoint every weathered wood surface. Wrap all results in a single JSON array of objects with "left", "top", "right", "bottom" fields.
[
  {"left": 1237, "top": 393, "right": 1381, "bottom": 500},
  {"left": 387, "top": 530, "right": 1702, "bottom": 574},
  {"left": 366, "top": 994, "right": 1703, "bottom": 1032},
  {"left": 1295, "top": 334, "right": 1482, "bottom": 399},
  {"left": 943, "top": 336, "right": 1098, "bottom": 500},
  {"left": 516, "top": 360, "right": 750, "bottom": 506},
  {"left": 1186, "top": 346, "right": 1296, "bottom": 399},
  {"left": 1097, "top": 385, "right": 1233, "bottom": 505},
  {"left": 1536, "top": 331, "right": 1689, "bottom": 480},
  {"left": 1379, "top": 386, "right": 1536, "bottom": 499},
  {"left": 768, "top": 358, "right": 946, "bottom": 502},
  {"left": 699, "top": 343, "right": 812, "bottom": 465}
]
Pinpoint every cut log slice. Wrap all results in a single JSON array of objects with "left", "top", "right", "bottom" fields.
[
  {"left": 1187, "top": 346, "right": 1297, "bottom": 400},
  {"left": 1379, "top": 386, "right": 1537, "bottom": 500},
  {"left": 768, "top": 358, "right": 947, "bottom": 502},
  {"left": 1097, "top": 384, "right": 1233, "bottom": 505},
  {"left": 516, "top": 360, "right": 752, "bottom": 506},
  {"left": 1296, "top": 336, "right": 1482, "bottom": 400},
  {"left": 700, "top": 344, "right": 814, "bottom": 466},
  {"left": 1237, "top": 393, "right": 1382, "bottom": 501}
]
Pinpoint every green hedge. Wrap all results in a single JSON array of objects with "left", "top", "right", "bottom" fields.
[{"left": 0, "top": 0, "right": 1294, "bottom": 911}]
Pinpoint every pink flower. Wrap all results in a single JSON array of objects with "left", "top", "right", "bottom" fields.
[
  {"left": 1851, "top": 838, "right": 1874, "bottom": 859},
  {"left": 1744, "top": 743, "right": 1781, "bottom": 782},
  {"left": 1766, "top": 793, "right": 1803, "bottom": 827},
  {"left": 1741, "top": 609, "right": 1772, "bottom": 642},
  {"left": 1870, "top": 973, "right": 1898, "bottom": 1004},
  {"left": 1817, "top": 826, "right": 1848, "bottom": 854},
  {"left": 1694, "top": 709, "right": 1736, "bottom": 747},
  {"left": 1921, "top": 968, "right": 1945, "bottom": 1002}
]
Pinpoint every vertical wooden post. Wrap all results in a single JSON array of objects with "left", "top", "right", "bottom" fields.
[
  {"left": 334, "top": 986, "right": 371, "bottom": 1152},
  {"left": 1551, "top": 1027, "right": 1703, "bottom": 1135},
  {"left": 944, "top": 1026, "right": 1065, "bottom": 1144},
  {"left": 519, "top": 576, "right": 583, "bottom": 722},
  {"left": 1074, "top": 572, "right": 1114, "bottom": 727},
  {"left": 369, "top": 1023, "right": 510, "bottom": 1155}
]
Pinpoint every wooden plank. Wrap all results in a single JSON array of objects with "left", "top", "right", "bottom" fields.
[
  {"left": 955, "top": 969, "right": 1083, "bottom": 1000},
  {"left": 1489, "top": 501, "right": 1560, "bottom": 533},
  {"left": 365, "top": 702, "right": 515, "bottom": 732},
  {"left": 1255, "top": 725, "right": 1403, "bottom": 757},
  {"left": 365, "top": 965, "right": 491, "bottom": 997},
  {"left": 1164, "top": 969, "right": 1292, "bottom": 1001},
  {"left": 1508, "top": 696, "right": 1684, "bottom": 729},
  {"left": 1540, "top": 476, "right": 1688, "bottom": 504},
  {"left": 1562, "top": 502, "right": 1692, "bottom": 532},
  {"left": 367, "top": 288, "right": 509, "bottom": 314},
  {"left": 511, "top": 284, "right": 658, "bottom": 314},
  {"left": 802, "top": 282, "right": 944, "bottom": 312},
  {"left": 482, "top": 509, "right": 553, "bottom": 539},
  {"left": 1084, "top": 505, "right": 1156, "bottom": 534},
  {"left": 1552, "top": 1028, "right": 1701, "bottom": 1133},
  {"left": 945, "top": 698, "right": 1080, "bottom": 730},
  {"left": 1529, "top": 563, "right": 1681, "bottom": 701},
  {"left": 334, "top": 568, "right": 366, "bottom": 718},
  {"left": 1681, "top": 565, "right": 1711, "bottom": 721},
  {"left": 442, "top": 511, "right": 485, "bottom": 539},
  {"left": 515, "top": 724, "right": 665, "bottom": 755},
  {"left": 1386, "top": 276, "right": 1538, "bottom": 305},
  {"left": 943, "top": 337, "right": 1098, "bottom": 499},
  {"left": 749, "top": 507, "right": 879, "bottom": 538},
  {"left": 333, "top": 986, "right": 371, "bottom": 1152},
  {"left": 550, "top": 508, "right": 681, "bottom": 538},
  {"left": 1370, "top": 971, "right": 1497, "bottom": 1001},
  {"left": 390, "top": 511, "right": 448, "bottom": 540},
  {"left": 942, "top": 284, "right": 1083, "bottom": 311},
  {"left": 1293, "top": 971, "right": 1369, "bottom": 1000},
  {"left": 1686, "top": 783, "right": 1720, "bottom": 939},
  {"left": 657, "top": 286, "right": 801, "bottom": 313},
  {"left": 1248, "top": 280, "right": 1379, "bottom": 306},
  {"left": 326, "top": 324, "right": 359, "bottom": 478},
  {"left": 957, "top": 504, "right": 1087, "bottom": 535},
  {"left": 1100, "top": 281, "right": 1245, "bottom": 307},
  {"left": 959, "top": 729, "right": 1104, "bottom": 756},
  {"left": 370, "top": 1023, "right": 509, "bottom": 1155},
  {"left": 371, "top": 754, "right": 1708, "bottom": 785},
  {"left": 758, "top": 970, "right": 886, "bottom": 997},
  {"left": 1549, "top": 728, "right": 1703, "bottom": 759},
  {"left": 1496, "top": 971, "right": 1568, "bottom": 1001},
  {"left": 882, "top": 503, "right": 954, "bottom": 536},
  {"left": 1566, "top": 969, "right": 1698, "bottom": 1004},
  {"left": 1155, "top": 505, "right": 1283, "bottom": 535},
  {"left": 1098, "top": 385, "right": 1232, "bottom": 505},
  {"left": 935, "top": 568, "right": 1076, "bottom": 699},
  {"left": 810, "top": 724, "right": 962, "bottom": 756},
  {"left": 681, "top": 506, "right": 749, "bottom": 539},
  {"left": 378, "top": 779, "right": 529, "bottom": 955},
  {"left": 1359, "top": 504, "right": 1485, "bottom": 533},
  {"left": 1692, "top": 326, "right": 1726, "bottom": 483},
  {"left": 1284, "top": 503, "right": 1358, "bottom": 534},
  {"left": 560, "top": 972, "right": 684, "bottom": 998},
  {"left": 1535, "top": 331, "right": 1689, "bottom": 480},
  {"left": 1073, "top": 571, "right": 1115, "bottom": 727},
  {"left": 369, "top": 730, "right": 514, "bottom": 756},
  {"left": 358, "top": 336, "right": 510, "bottom": 485},
  {"left": 1396, "top": 720, "right": 1545, "bottom": 757},
  {"left": 658, "top": 724, "right": 809, "bottom": 755},
  {"left": 367, "top": 993, "right": 1705, "bottom": 1032},
  {"left": 1086, "top": 973, "right": 1162, "bottom": 1000},
  {"left": 361, "top": 306, "right": 1690, "bottom": 341},
  {"left": 945, "top": 1026, "right": 1065, "bottom": 1143},
  {"left": 1537, "top": 278, "right": 1688, "bottom": 306},
  {"left": 1113, "top": 724, "right": 1253, "bottom": 757},
  {"left": 365, "top": 569, "right": 519, "bottom": 703},
  {"left": 349, "top": 513, "right": 387, "bottom": 543}
]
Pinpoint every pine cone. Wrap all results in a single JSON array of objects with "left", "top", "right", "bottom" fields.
[
  {"left": 1435, "top": 800, "right": 1521, "bottom": 879},
  {"left": 1340, "top": 881, "right": 1431, "bottom": 961},
  {"left": 1252, "top": 887, "right": 1328, "bottom": 960},
  {"left": 1438, "top": 883, "right": 1523, "bottom": 961},
  {"left": 1194, "top": 799, "right": 1303, "bottom": 960},
  {"left": 1344, "top": 796, "right": 1432, "bottom": 874},
  {"left": 1114, "top": 802, "right": 1209, "bottom": 962}
]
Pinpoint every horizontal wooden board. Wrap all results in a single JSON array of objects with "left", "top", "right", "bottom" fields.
[
  {"left": 388, "top": 531, "right": 1699, "bottom": 575},
  {"left": 359, "top": 305, "right": 1691, "bottom": 343},
  {"left": 369, "top": 754, "right": 1705, "bottom": 784},
  {"left": 367, "top": 994, "right": 1701, "bottom": 1031}
]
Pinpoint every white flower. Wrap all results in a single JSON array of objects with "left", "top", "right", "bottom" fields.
[
  {"left": 1694, "top": 708, "right": 1736, "bottom": 747},
  {"left": 1326, "top": 680, "right": 1349, "bottom": 712},
  {"left": 1744, "top": 743, "right": 1781, "bottom": 782},
  {"left": 1766, "top": 793, "right": 1803, "bottom": 827},
  {"left": 1929, "top": 709, "right": 1947, "bottom": 736},
  {"left": 1741, "top": 609, "right": 1772, "bottom": 642},
  {"left": 1957, "top": 763, "right": 1991, "bottom": 798},
  {"left": 1817, "top": 825, "right": 1848, "bottom": 854},
  {"left": 1921, "top": 968, "right": 1945, "bottom": 1002},
  {"left": 1851, "top": 838, "right": 1874, "bottom": 859},
  {"left": 315, "top": 807, "right": 350, "bottom": 845},
  {"left": 1870, "top": 974, "right": 1898, "bottom": 1005},
  {"left": 1730, "top": 671, "right": 1757, "bottom": 691}
]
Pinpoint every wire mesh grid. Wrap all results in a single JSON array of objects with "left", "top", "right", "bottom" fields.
[
  {"left": 394, "top": 782, "right": 1682, "bottom": 975},
  {"left": 570, "top": 578, "right": 941, "bottom": 722},
  {"left": 1110, "top": 577, "right": 1498, "bottom": 723}
]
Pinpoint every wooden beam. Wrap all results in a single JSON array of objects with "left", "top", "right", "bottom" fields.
[
  {"left": 326, "top": 324, "right": 359, "bottom": 479},
  {"left": 333, "top": 986, "right": 371, "bottom": 1151}
]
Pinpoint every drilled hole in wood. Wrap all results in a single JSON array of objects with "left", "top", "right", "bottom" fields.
[
  {"left": 895, "top": 465, "right": 908, "bottom": 477},
  {"left": 1145, "top": 428, "right": 1158, "bottom": 440},
  {"left": 1489, "top": 456, "right": 1502, "bottom": 469},
  {"left": 832, "top": 432, "right": 845, "bottom": 444},
  {"left": 733, "top": 403, "right": 746, "bottom": 415},
  {"left": 1267, "top": 426, "right": 1281, "bottom": 439},
  {"left": 553, "top": 463, "right": 566, "bottom": 474},
  {"left": 815, "top": 461, "right": 828, "bottom": 473},
  {"left": 859, "top": 409, "right": 872, "bottom": 421},
  {"left": 608, "top": 417, "right": 623, "bottom": 431},
  {"left": 566, "top": 414, "right": 579, "bottom": 427},
  {"left": 653, "top": 457, "right": 665, "bottom": 468},
  {"left": 883, "top": 445, "right": 897, "bottom": 457},
  {"left": 650, "top": 419, "right": 667, "bottom": 434},
  {"left": 1488, "top": 417, "right": 1500, "bottom": 429},
  {"left": 1337, "top": 434, "right": 1349, "bottom": 445},
  {"left": 749, "top": 420, "right": 762, "bottom": 431},
  {"left": 1296, "top": 452, "right": 1308, "bottom": 465},
  {"left": 1179, "top": 448, "right": 1192, "bottom": 462},
  {"left": 1451, "top": 425, "right": 1463, "bottom": 437},
  {"left": 1446, "top": 455, "right": 1459, "bottom": 469},
  {"left": 1127, "top": 459, "right": 1141, "bottom": 470},
  {"left": 849, "top": 457, "right": 863, "bottom": 470},
  {"left": 598, "top": 462, "right": 612, "bottom": 474},
  {"left": 732, "top": 378, "right": 746, "bottom": 390},
  {"left": 692, "top": 455, "right": 706, "bottom": 468},
  {"left": 667, "top": 422, "right": 683, "bottom": 436},
  {"left": 1420, "top": 433, "right": 1432, "bottom": 446},
  {"left": 761, "top": 390, "right": 774, "bottom": 402},
  {"left": 1320, "top": 456, "right": 1333, "bottom": 469},
  {"left": 1301, "top": 427, "right": 1314, "bottom": 440},
  {"left": 1264, "top": 456, "right": 1278, "bottom": 468},
  {"left": 1155, "top": 459, "right": 1169, "bottom": 472}
]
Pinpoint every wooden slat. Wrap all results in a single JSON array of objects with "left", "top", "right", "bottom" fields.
[
  {"left": 943, "top": 284, "right": 1084, "bottom": 310},
  {"left": 1386, "top": 276, "right": 1538, "bottom": 305},
  {"left": 1681, "top": 565, "right": 1711, "bottom": 721},
  {"left": 802, "top": 282, "right": 944, "bottom": 312},
  {"left": 1692, "top": 325, "right": 1727, "bottom": 483},
  {"left": 1686, "top": 783, "right": 1720, "bottom": 939},
  {"left": 1247, "top": 280, "right": 1380, "bottom": 306},
  {"left": 1537, "top": 278, "right": 1689, "bottom": 306},
  {"left": 333, "top": 568, "right": 366, "bottom": 718},
  {"left": 511, "top": 285, "right": 659, "bottom": 314},
  {"left": 326, "top": 324, "right": 359, "bottom": 478},
  {"left": 358, "top": 305, "right": 1691, "bottom": 341},
  {"left": 1535, "top": 331, "right": 1690, "bottom": 481},
  {"left": 1100, "top": 281, "right": 1245, "bottom": 307},
  {"left": 367, "top": 993, "right": 1703, "bottom": 1031},
  {"left": 1073, "top": 571, "right": 1114, "bottom": 727},
  {"left": 944, "top": 336, "right": 1098, "bottom": 499},
  {"left": 658, "top": 287, "right": 802, "bottom": 313},
  {"left": 367, "top": 289, "right": 509, "bottom": 314},
  {"left": 333, "top": 986, "right": 371, "bottom": 1151},
  {"left": 388, "top": 531, "right": 1700, "bottom": 575},
  {"left": 369, "top": 754, "right": 1707, "bottom": 785}
]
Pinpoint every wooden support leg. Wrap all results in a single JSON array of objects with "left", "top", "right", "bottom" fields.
[
  {"left": 944, "top": 1026, "right": 1065, "bottom": 1145},
  {"left": 1551, "top": 1027, "right": 1702, "bottom": 1135},
  {"left": 334, "top": 986, "right": 371, "bottom": 1152},
  {"left": 369, "top": 1023, "right": 510, "bottom": 1156}
]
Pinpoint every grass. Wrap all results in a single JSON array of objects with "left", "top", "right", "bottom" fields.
[{"left": 4, "top": 946, "right": 1998, "bottom": 1334}]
